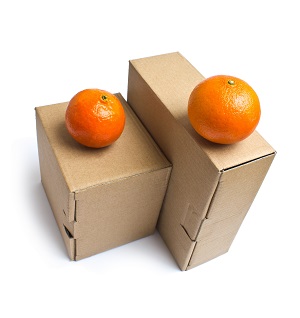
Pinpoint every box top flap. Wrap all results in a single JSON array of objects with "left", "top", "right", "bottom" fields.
[
  {"left": 130, "top": 52, "right": 275, "bottom": 170},
  {"left": 35, "top": 93, "right": 170, "bottom": 192}
]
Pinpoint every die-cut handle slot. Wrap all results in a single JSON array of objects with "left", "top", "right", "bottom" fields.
[{"left": 63, "top": 224, "right": 73, "bottom": 239}]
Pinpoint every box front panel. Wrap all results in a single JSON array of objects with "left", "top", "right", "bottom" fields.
[
  {"left": 187, "top": 153, "right": 276, "bottom": 269},
  {"left": 74, "top": 167, "right": 171, "bottom": 260},
  {"left": 205, "top": 154, "right": 276, "bottom": 222},
  {"left": 187, "top": 232, "right": 236, "bottom": 270}
]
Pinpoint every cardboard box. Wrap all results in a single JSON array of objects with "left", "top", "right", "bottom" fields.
[
  {"left": 35, "top": 93, "right": 171, "bottom": 260},
  {"left": 127, "top": 52, "right": 276, "bottom": 270}
]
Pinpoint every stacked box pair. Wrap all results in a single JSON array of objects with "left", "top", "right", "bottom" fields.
[{"left": 36, "top": 52, "right": 275, "bottom": 269}]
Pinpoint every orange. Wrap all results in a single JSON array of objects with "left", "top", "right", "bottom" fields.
[
  {"left": 65, "top": 89, "right": 126, "bottom": 148},
  {"left": 188, "top": 75, "right": 261, "bottom": 144}
]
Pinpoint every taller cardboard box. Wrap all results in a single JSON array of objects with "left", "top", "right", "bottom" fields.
[{"left": 127, "top": 52, "right": 276, "bottom": 270}]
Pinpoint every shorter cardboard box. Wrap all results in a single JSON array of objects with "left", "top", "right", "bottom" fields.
[
  {"left": 35, "top": 93, "right": 171, "bottom": 260},
  {"left": 127, "top": 52, "right": 276, "bottom": 270}
]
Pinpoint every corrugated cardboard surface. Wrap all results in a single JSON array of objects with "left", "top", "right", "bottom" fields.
[
  {"left": 127, "top": 52, "right": 276, "bottom": 270},
  {"left": 36, "top": 93, "right": 171, "bottom": 260}
]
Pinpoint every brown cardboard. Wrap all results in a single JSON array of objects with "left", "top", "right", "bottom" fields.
[
  {"left": 127, "top": 52, "right": 276, "bottom": 270},
  {"left": 35, "top": 93, "right": 171, "bottom": 260}
]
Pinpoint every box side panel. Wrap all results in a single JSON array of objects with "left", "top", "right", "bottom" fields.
[
  {"left": 128, "top": 62, "right": 221, "bottom": 268},
  {"left": 116, "top": 93, "right": 170, "bottom": 169},
  {"left": 36, "top": 110, "right": 75, "bottom": 260},
  {"left": 73, "top": 167, "right": 171, "bottom": 260},
  {"left": 128, "top": 62, "right": 219, "bottom": 227}
]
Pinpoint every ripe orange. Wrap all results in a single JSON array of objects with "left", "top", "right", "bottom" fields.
[
  {"left": 188, "top": 75, "right": 261, "bottom": 144},
  {"left": 65, "top": 89, "right": 125, "bottom": 148}
]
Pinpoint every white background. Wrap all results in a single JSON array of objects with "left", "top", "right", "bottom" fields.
[{"left": 2, "top": 0, "right": 299, "bottom": 317}]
